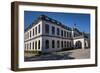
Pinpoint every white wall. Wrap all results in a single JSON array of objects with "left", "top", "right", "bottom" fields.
[
  {"left": 74, "top": 38, "right": 84, "bottom": 49},
  {"left": 24, "top": 37, "right": 42, "bottom": 51},
  {"left": 42, "top": 36, "right": 72, "bottom": 52},
  {"left": 0, "top": 0, "right": 100, "bottom": 73},
  {"left": 42, "top": 20, "right": 72, "bottom": 37},
  {"left": 24, "top": 21, "right": 43, "bottom": 41}
]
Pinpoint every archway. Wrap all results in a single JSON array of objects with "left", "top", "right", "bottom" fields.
[
  {"left": 84, "top": 41, "right": 88, "bottom": 48},
  {"left": 75, "top": 41, "right": 82, "bottom": 49}
]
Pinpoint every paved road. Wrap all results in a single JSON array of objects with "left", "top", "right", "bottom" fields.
[
  {"left": 57, "top": 49, "right": 90, "bottom": 59},
  {"left": 24, "top": 49, "right": 90, "bottom": 61}
]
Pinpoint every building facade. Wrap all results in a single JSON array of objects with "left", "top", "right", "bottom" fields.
[{"left": 24, "top": 15, "right": 90, "bottom": 53}]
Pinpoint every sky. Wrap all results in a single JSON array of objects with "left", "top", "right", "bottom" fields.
[{"left": 24, "top": 11, "right": 90, "bottom": 33}]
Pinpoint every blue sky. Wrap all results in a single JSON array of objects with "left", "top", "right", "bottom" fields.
[{"left": 24, "top": 11, "right": 90, "bottom": 33}]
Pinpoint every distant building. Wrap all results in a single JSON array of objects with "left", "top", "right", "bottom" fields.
[{"left": 24, "top": 15, "right": 90, "bottom": 53}]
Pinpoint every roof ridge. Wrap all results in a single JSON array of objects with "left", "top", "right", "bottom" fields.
[{"left": 25, "top": 14, "right": 72, "bottom": 32}]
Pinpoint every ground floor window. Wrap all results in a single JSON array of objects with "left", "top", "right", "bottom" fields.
[
  {"left": 67, "top": 41, "right": 69, "bottom": 48},
  {"left": 38, "top": 40, "right": 40, "bottom": 49},
  {"left": 30, "top": 42, "right": 31, "bottom": 49},
  {"left": 35, "top": 41, "right": 37, "bottom": 50},
  {"left": 32, "top": 42, "right": 34, "bottom": 49},
  {"left": 69, "top": 41, "right": 72, "bottom": 48},
  {"left": 45, "top": 40, "right": 49, "bottom": 49},
  {"left": 57, "top": 40, "right": 60, "bottom": 48},
  {"left": 52, "top": 40, "right": 55, "bottom": 48},
  {"left": 27, "top": 43, "right": 28, "bottom": 50},
  {"left": 61, "top": 41, "right": 63, "bottom": 48},
  {"left": 25, "top": 44, "right": 27, "bottom": 50},
  {"left": 64, "top": 41, "right": 66, "bottom": 48}
]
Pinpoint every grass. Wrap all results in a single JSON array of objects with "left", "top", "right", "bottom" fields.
[{"left": 24, "top": 50, "right": 41, "bottom": 57}]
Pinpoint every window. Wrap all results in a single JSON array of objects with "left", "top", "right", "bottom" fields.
[
  {"left": 57, "top": 40, "right": 60, "bottom": 48},
  {"left": 69, "top": 32, "right": 72, "bottom": 37},
  {"left": 38, "top": 25, "right": 40, "bottom": 33},
  {"left": 52, "top": 26, "right": 55, "bottom": 35},
  {"left": 30, "top": 42, "right": 31, "bottom": 49},
  {"left": 57, "top": 28, "right": 60, "bottom": 35},
  {"left": 25, "top": 44, "right": 26, "bottom": 50},
  {"left": 45, "top": 24, "right": 49, "bottom": 34},
  {"left": 69, "top": 41, "right": 72, "bottom": 48},
  {"left": 35, "top": 41, "right": 37, "bottom": 49},
  {"left": 45, "top": 40, "right": 49, "bottom": 49},
  {"left": 67, "top": 32, "right": 71, "bottom": 38},
  {"left": 32, "top": 42, "right": 34, "bottom": 49},
  {"left": 35, "top": 27, "right": 37, "bottom": 35},
  {"left": 61, "top": 30, "right": 63, "bottom": 36},
  {"left": 64, "top": 31, "right": 66, "bottom": 37},
  {"left": 27, "top": 43, "right": 28, "bottom": 49},
  {"left": 33, "top": 29, "right": 34, "bottom": 36},
  {"left": 61, "top": 41, "right": 63, "bottom": 48},
  {"left": 67, "top": 32, "right": 69, "bottom": 38},
  {"left": 30, "top": 31, "right": 31, "bottom": 38},
  {"left": 67, "top": 41, "right": 69, "bottom": 48},
  {"left": 64, "top": 41, "right": 66, "bottom": 48},
  {"left": 74, "top": 33, "right": 76, "bottom": 37},
  {"left": 52, "top": 40, "right": 55, "bottom": 48},
  {"left": 68, "top": 32, "right": 70, "bottom": 37},
  {"left": 38, "top": 40, "right": 40, "bottom": 49}
]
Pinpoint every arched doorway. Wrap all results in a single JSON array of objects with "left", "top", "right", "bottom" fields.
[{"left": 75, "top": 41, "right": 82, "bottom": 49}]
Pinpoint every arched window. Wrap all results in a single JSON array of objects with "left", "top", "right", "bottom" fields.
[
  {"left": 57, "top": 40, "right": 60, "bottom": 48},
  {"left": 35, "top": 27, "right": 37, "bottom": 35},
  {"left": 38, "top": 25, "right": 40, "bottom": 33},
  {"left": 25, "top": 44, "right": 27, "bottom": 50},
  {"left": 52, "top": 40, "right": 55, "bottom": 48},
  {"left": 30, "top": 42, "right": 31, "bottom": 49},
  {"left": 35, "top": 41, "right": 37, "bottom": 50},
  {"left": 67, "top": 41, "right": 69, "bottom": 48},
  {"left": 32, "top": 42, "right": 34, "bottom": 49},
  {"left": 38, "top": 40, "right": 40, "bottom": 49},
  {"left": 61, "top": 41, "right": 63, "bottom": 48},
  {"left": 45, "top": 40, "right": 49, "bottom": 49},
  {"left": 69, "top": 41, "right": 72, "bottom": 48},
  {"left": 64, "top": 41, "right": 66, "bottom": 48},
  {"left": 27, "top": 43, "right": 28, "bottom": 50}
]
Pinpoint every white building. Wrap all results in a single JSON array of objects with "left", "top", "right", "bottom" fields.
[{"left": 24, "top": 15, "right": 90, "bottom": 53}]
